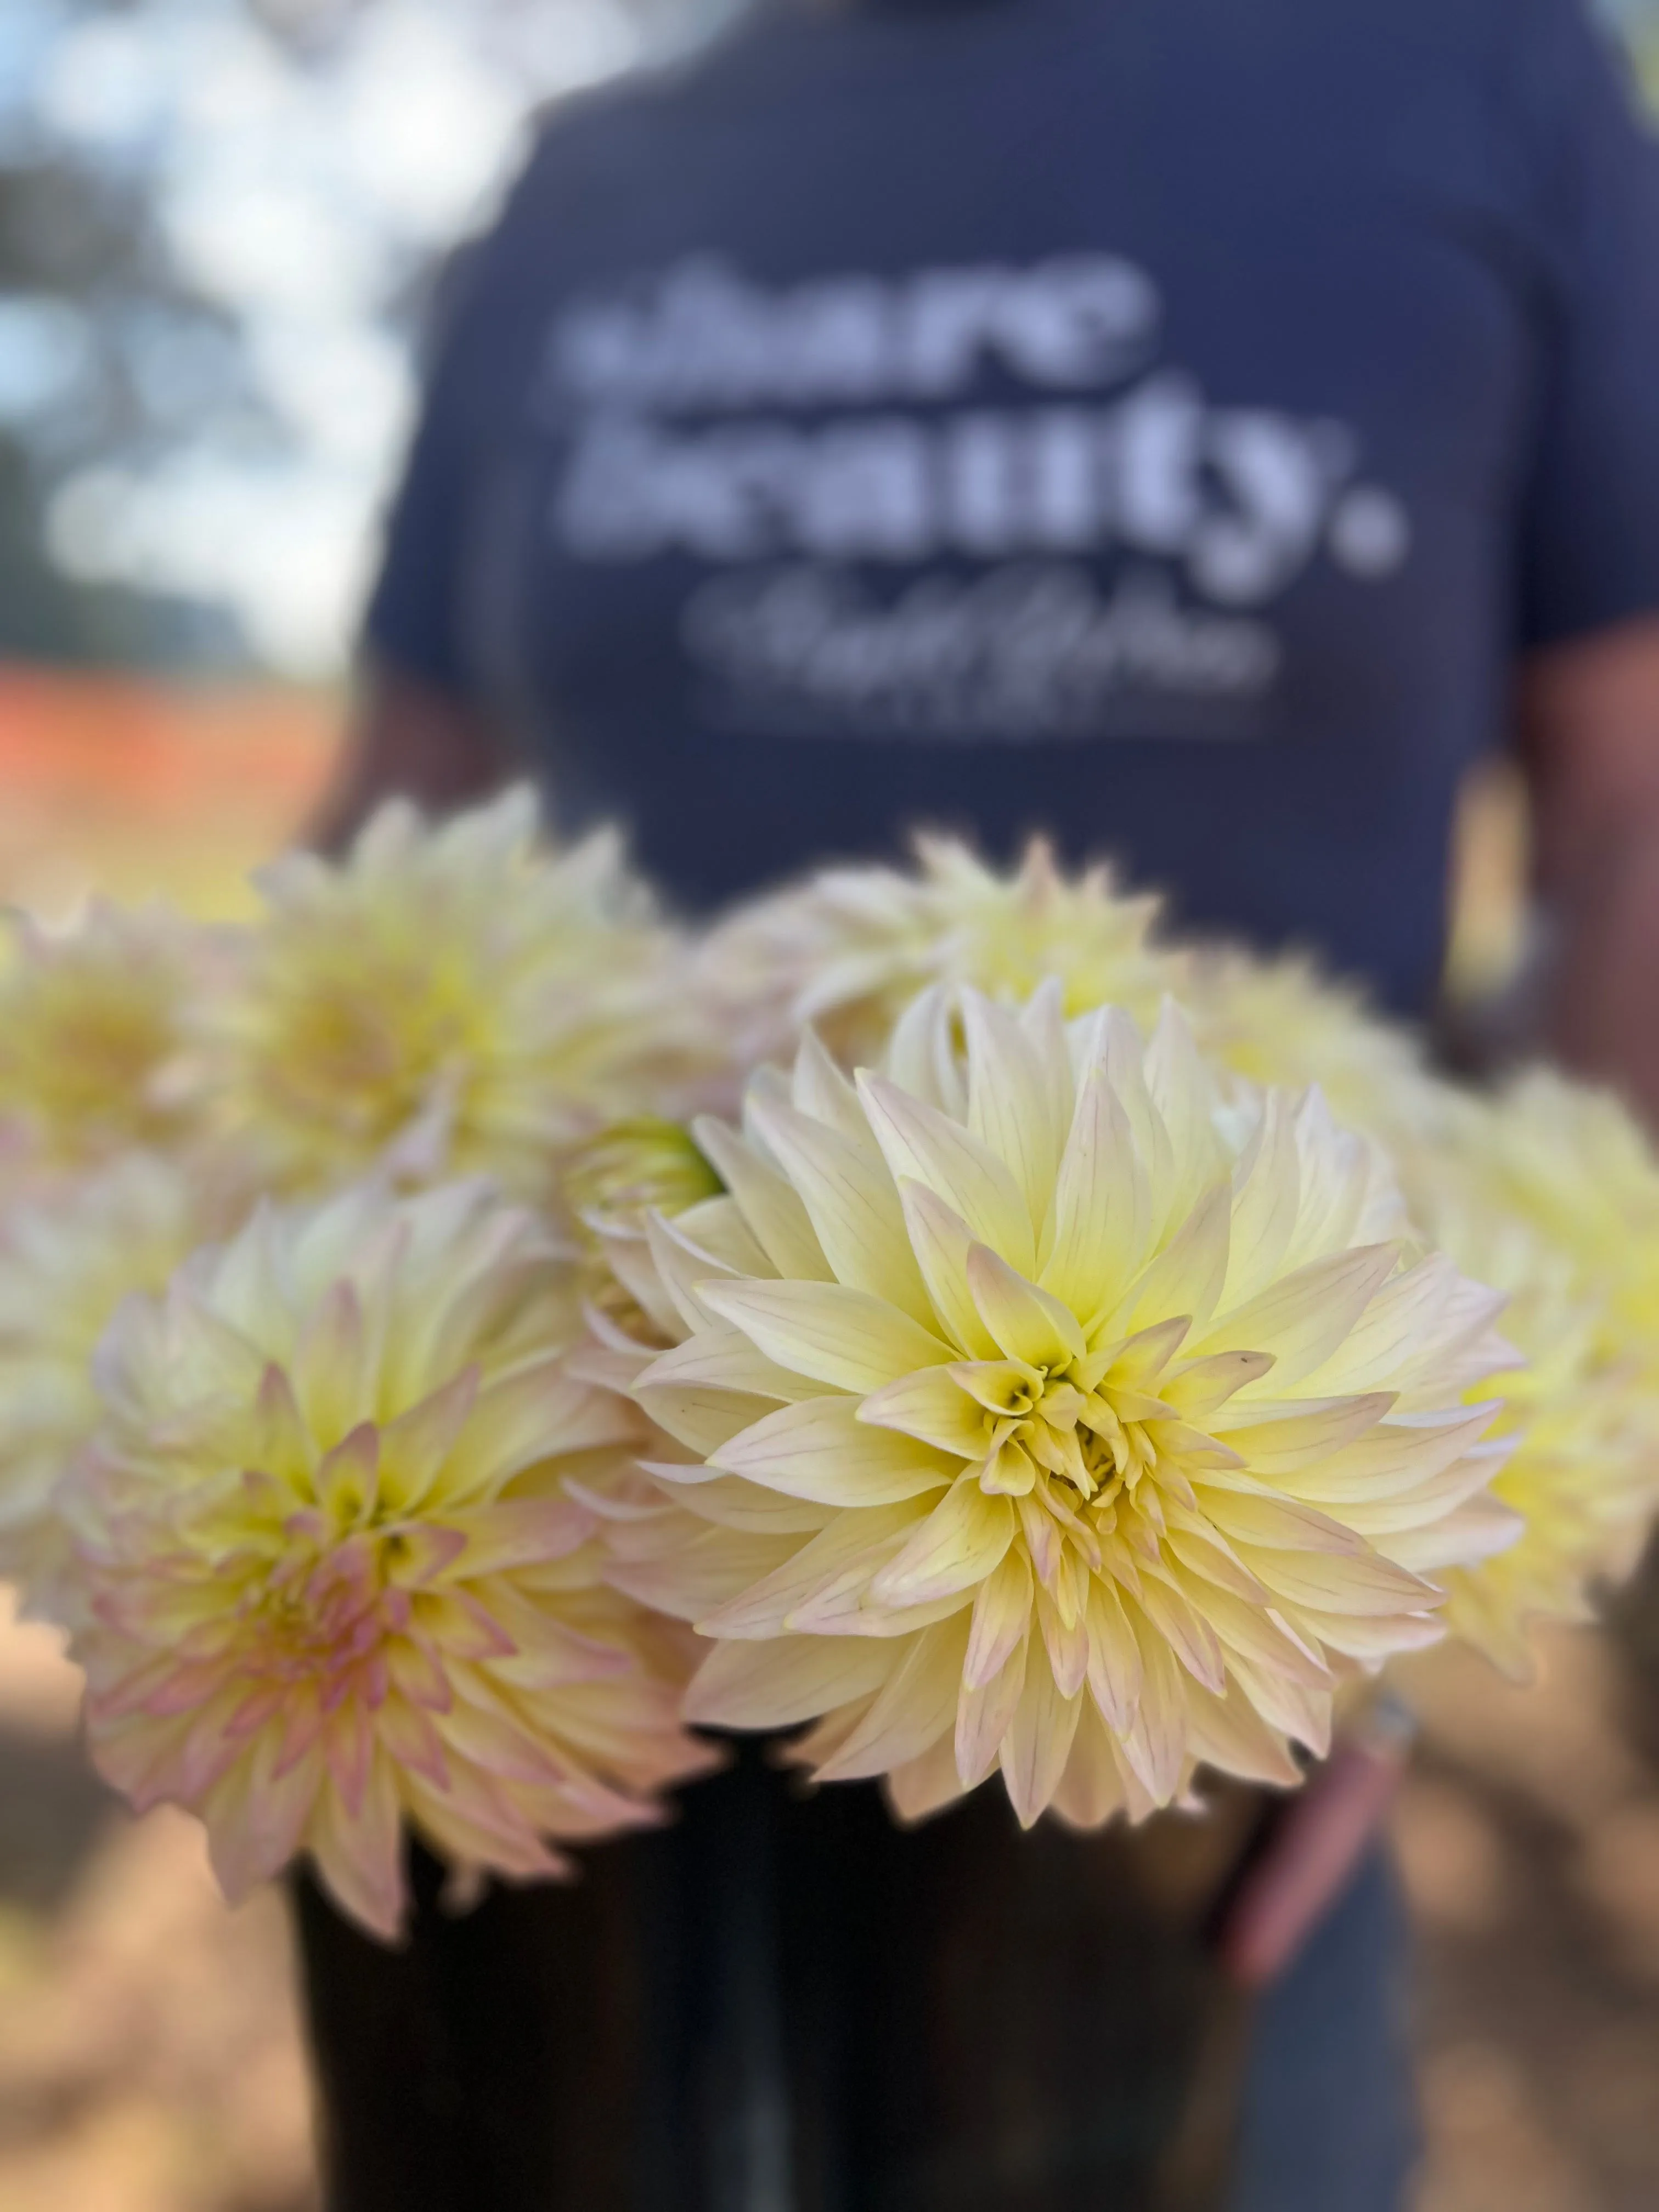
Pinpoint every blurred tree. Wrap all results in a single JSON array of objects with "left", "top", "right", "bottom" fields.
[{"left": 0, "top": 0, "right": 740, "bottom": 680}]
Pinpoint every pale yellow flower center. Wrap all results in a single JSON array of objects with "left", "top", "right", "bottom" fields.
[{"left": 951, "top": 1351, "right": 1206, "bottom": 1609}]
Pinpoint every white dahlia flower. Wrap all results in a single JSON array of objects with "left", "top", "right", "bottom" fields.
[
  {"left": 595, "top": 990, "right": 1516, "bottom": 1829},
  {"left": 67, "top": 1181, "right": 714, "bottom": 1939}
]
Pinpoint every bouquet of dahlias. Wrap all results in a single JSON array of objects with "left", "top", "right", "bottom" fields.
[{"left": 4, "top": 785, "right": 1658, "bottom": 1961}]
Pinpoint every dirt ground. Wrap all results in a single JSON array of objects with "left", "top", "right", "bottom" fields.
[{"left": 0, "top": 1587, "right": 1656, "bottom": 2212}]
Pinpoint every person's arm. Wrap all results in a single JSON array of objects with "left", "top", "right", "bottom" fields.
[
  {"left": 308, "top": 660, "right": 518, "bottom": 855},
  {"left": 1520, "top": 616, "right": 1659, "bottom": 1113}
]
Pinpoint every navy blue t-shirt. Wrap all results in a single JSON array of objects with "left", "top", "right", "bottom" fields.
[{"left": 365, "top": 0, "right": 1659, "bottom": 1014}]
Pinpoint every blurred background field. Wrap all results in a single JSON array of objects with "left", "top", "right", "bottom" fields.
[{"left": 4, "top": 0, "right": 1659, "bottom": 2206}]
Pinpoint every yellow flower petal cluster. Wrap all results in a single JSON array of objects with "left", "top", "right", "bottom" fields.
[
  {"left": 67, "top": 1181, "right": 714, "bottom": 1938},
  {"left": 207, "top": 788, "right": 714, "bottom": 1202},
  {"left": 699, "top": 834, "right": 1166, "bottom": 1067},
  {"left": 595, "top": 990, "right": 1515, "bottom": 1829},
  {"left": 1452, "top": 1068, "right": 1659, "bottom": 1346},
  {"left": 0, "top": 1153, "right": 219, "bottom": 1614},
  {"left": 0, "top": 902, "right": 207, "bottom": 1175},
  {"left": 1393, "top": 1078, "right": 1659, "bottom": 1673}
]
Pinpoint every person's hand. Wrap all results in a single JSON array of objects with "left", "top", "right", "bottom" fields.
[{"left": 1214, "top": 1697, "right": 1417, "bottom": 1989}]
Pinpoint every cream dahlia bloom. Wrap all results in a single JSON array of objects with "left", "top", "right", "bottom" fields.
[
  {"left": 0, "top": 902, "right": 206, "bottom": 1173},
  {"left": 68, "top": 1181, "right": 713, "bottom": 1939},
  {"left": 600, "top": 990, "right": 1516, "bottom": 1829},
  {"left": 698, "top": 835, "right": 1167, "bottom": 1066},
  {"left": 207, "top": 788, "right": 713, "bottom": 1201},
  {"left": 1393, "top": 1080, "right": 1659, "bottom": 1673},
  {"left": 0, "top": 1153, "right": 219, "bottom": 1613},
  {"left": 1455, "top": 1068, "right": 1659, "bottom": 1347}
]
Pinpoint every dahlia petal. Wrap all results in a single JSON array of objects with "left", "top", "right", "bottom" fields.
[
  {"left": 1116, "top": 1606, "right": 1186, "bottom": 1805},
  {"left": 634, "top": 1381, "right": 783, "bottom": 1456},
  {"left": 964, "top": 1548, "right": 1033, "bottom": 1690},
  {"left": 691, "top": 1117, "right": 831, "bottom": 1283},
  {"left": 1196, "top": 1244, "right": 1398, "bottom": 1386},
  {"left": 898, "top": 1180, "right": 1001, "bottom": 1359},
  {"left": 253, "top": 1362, "right": 316, "bottom": 1483},
  {"left": 789, "top": 1028, "right": 870, "bottom": 1144},
  {"left": 410, "top": 1588, "right": 518, "bottom": 1660},
  {"left": 1134, "top": 1571, "right": 1227, "bottom": 1694},
  {"left": 449, "top": 1497, "right": 595, "bottom": 1577},
  {"left": 1212, "top": 1393, "right": 1396, "bottom": 1475},
  {"left": 1049, "top": 1699, "right": 1130, "bottom": 1828},
  {"left": 966, "top": 1244, "right": 1085, "bottom": 1369},
  {"left": 205, "top": 1738, "right": 322, "bottom": 1903},
  {"left": 608, "top": 1523, "right": 799, "bottom": 1622},
  {"left": 386, "top": 1634, "right": 454, "bottom": 1713},
  {"left": 635, "top": 1328, "right": 833, "bottom": 1404},
  {"left": 87, "top": 1708, "right": 191, "bottom": 1810},
  {"left": 1217, "top": 1095, "right": 1302, "bottom": 1307},
  {"left": 711, "top": 1396, "right": 957, "bottom": 1506},
  {"left": 1269, "top": 1408, "right": 1502, "bottom": 1505},
  {"left": 859, "top": 1366, "right": 993, "bottom": 1457},
  {"left": 961, "top": 993, "right": 1063, "bottom": 1229},
  {"left": 466, "top": 1362, "right": 625, "bottom": 1488},
  {"left": 636, "top": 1214, "right": 745, "bottom": 1340},
  {"left": 1332, "top": 1446, "right": 1509, "bottom": 1537},
  {"left": 811, "top": 1618, "right": 967, "bottom": 1782},
  {"left": 435, "top": 1699, "right": 574, "bottom": 1790},
  {"left": 980, "top": 1437, "right": 1037, "bottom": 1495},
  {"left": 663, "top": 1475, "right": 833, "bottom": 1536},
  {"left": 476, "top": 1582, "right": 636, "bottom": 1684},
  {"left": 595, "top": 1226, "right": 685, "bottom": 1339},
  {"left": 1224, "top": 1650, "right": 1332, "bottom": 1757},
  {"left": 670, "top": 1198, "right": 775, "bottom": 1282},
  {"left": 1159, "top": 1522, "right": 1271, "bottom": 1605},
  {"left": 885, "top": 1731, "right": 970, "bottom": 1824},
  {"left": 1163, "top": 1349, "right": 1276, "bottom": 1419},
  {"left": 1375, "top": 1496, "right": 1522, "bottom": 1573},
  {"left": 1270, "top": 1601, "right": 1444, "bottom": 1663},
  {"left": 1083, "top": 1577, "right": 1142, "bottom": 1733},
  {"left": 292, "top": 1280, "right": 370, "bottom": 1441},
  {"left": 374, "top": 1368, "right": 480, "bottom": 1511},
  {"left": 696, "top": 1506, "right": 916, "bottom": 1637},
  {"left": 308, "top": 1758, "right": 405, "bottom": 1942},
  {"left": 856, "top": 1073, "right": 1035, "bottom": 1274},
  {"left": 178, "top": 1686, "right": 252, "bottom": 1799},
  {"left": 375, "top": 1695, "right": 452, "bottom": 1787},
  {"left": 1233, "top": 1542, "right": 1438, "bottom": 1617},
  {"left": 685, "top": 1632, "right": 893, "bottom": 1728},
  {"left": 1319, "top": 1255, "right": 1501, "bottom": 1396},
  {"left": 870, "top": 1476, "right": 1015, "bottom": 1607},
  {"left": 326, "top": 1699, "right": 374, "bottom": 1818},
  {"left": 1113, "top": 1182, "right": 1232, "bottom": 1340},
  {"left": 1195, "top": 1485, "right": 1368, "bottom": 1555},
  {"left": 746, "top": 1092, "right": 936, "bottom": 1327},
  {"left": 403, "top": 1771, "right": 565, "bottom": 1883},
  {"left": 956, "top": 1638, "right": 1028, "bottom": 1786},
  {"left": 998, "top": 1645, "right": 1082, "bottom": 1826},
  {"left": 1181, "top": 1681, "right": 1300, "bottom": 1788},
  {"left": 1039, "top": 1069, "right": 1147, "bottom": 1320},
  {"left": 699, "top": 1279, "right": 953, "bottom": 1395},
  {"left": 1036, "top": 1588, "right": 1091, "bottom": 1700},
  {"left": 1178, "top": 1578, "right": 1329, "bottom": 1687}
]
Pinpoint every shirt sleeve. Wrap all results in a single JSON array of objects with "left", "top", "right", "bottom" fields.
[
  {"left": 1514, "top": 0, "right": 1659, "bottom": 649},
  {"left": 359, "top": 233, "right": 499, "bottom": 696}
]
